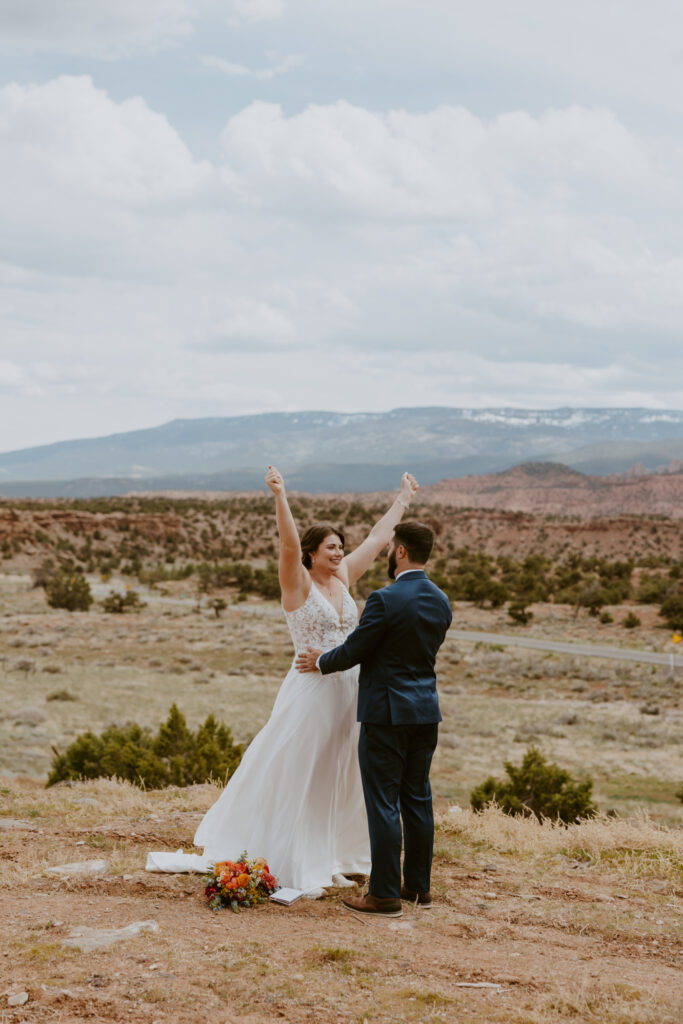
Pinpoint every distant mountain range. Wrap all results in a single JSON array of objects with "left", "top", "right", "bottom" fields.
[{"left": 1, "top": 407, "right": 683, "bottom": 497}]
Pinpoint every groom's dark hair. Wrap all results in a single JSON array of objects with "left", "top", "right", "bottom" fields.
[
  {"left": 300, "top": 524, "right": 345, "bottom": 568},
  {"left": 393, "top": 521, "right": 434, "bottom": 564}
]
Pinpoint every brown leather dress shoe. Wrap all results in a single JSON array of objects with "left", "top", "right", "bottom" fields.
[
  {"left": 342, "top": 893, "right": 403, "bottom": 917},
  {"left": 400, "top": 886, "right": 433, "bottom": 908}
]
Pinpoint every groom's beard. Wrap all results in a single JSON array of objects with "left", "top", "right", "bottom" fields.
[{"left": 387, "top": 551, "right": 397, "bottom": 580}]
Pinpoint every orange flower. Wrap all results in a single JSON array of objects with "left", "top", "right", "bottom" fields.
[{"left": 236, "top": 873, "right": 250, "bottom": 888}]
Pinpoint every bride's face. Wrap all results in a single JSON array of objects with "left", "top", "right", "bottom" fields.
[{"left": 313, "top": 534, "right": 344, "bottom": 574}]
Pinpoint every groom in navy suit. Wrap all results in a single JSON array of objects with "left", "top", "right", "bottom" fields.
[{"left": 296, "top": 521, "right": 452, "bottom": 917}]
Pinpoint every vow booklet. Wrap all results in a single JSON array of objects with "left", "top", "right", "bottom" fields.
[{"left": 270, "top": 887, "right": 304, "bottom": 905}]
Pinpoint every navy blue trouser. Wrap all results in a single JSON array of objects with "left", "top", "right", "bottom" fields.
[{"left": 358, "top": 722, "right": 439, "bottom": 899}]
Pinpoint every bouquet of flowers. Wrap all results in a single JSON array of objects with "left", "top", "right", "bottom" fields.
[{"left": 203, "top": 852, "right": 279, "bottom": 912}]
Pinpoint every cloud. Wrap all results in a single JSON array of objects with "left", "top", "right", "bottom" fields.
[
  {"left": 232, "top": 0, "right": 286, "bottom": 21},
  {"left": 219, "top": 101, "right": 671, "bottom": 220},
  {"left": 0, "top": 0, "right": 285, "bottom": 57},
  {"left": 1, "top": 76, "right": 212, "bottom": 204},
  {"left": 3, "top": 75, "right": 683, "bottom": 448},
  {"left": 215, "top": 100, "right": 683, "bottom": 344},
  {"left": 0, "top": 0, "right": 198, "bottom": 57},
  {"left": 201, "top": 52, "right": 301, "bottom": 81},
  {"left": 191, "top": 299, "right": 297, "bottom": 351},
  {"left": 0, "top": 360, "right": 23, "bottom": 391}
]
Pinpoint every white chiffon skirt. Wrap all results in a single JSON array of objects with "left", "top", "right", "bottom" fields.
[{"left": 146, "top": 663, "right": 371, "bottom": 891}]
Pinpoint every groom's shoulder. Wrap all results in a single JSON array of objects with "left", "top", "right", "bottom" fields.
[{"left": 421, "top": 575, "right": 453, "bottom": 614}]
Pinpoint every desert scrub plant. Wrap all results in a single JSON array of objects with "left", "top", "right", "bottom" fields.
[
  {"left": 44, "top": 568, "right": 93, "bottom": 611},
  {"left": 101, "top": 588, "right": 146, "bottom": 613},
  {"left": 209, "top": 597, "right": 228, "bottom": 618},
  {"left": 470, "top": 747, "right": 597, "bottom": 824},
  {"left": 623, "top": 611, "right": 641, "bottom": 629},
  {"left": 659, "top": 588, "right": 683, "bottom": 630},
  {"left": 47, "top": 704, "right": 243, "bottom": 788},
  {"left": 508, "top": 602, "right": 533, "bottom": 624}
]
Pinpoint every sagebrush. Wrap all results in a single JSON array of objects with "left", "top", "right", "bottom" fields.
[
  {"left": 47, "top": 704, "right": 243, "bottom": 788},
  {"left": 470, "top": 746, "right": 597, "bottom": 824}
]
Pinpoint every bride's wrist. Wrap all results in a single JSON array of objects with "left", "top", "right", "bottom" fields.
[{"left": 396, "top": 494, "right": 410, "bottom": 510}]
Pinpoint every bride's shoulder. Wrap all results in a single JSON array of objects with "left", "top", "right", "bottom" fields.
[{"left": 335, "top": 563, "right": 351, "bottom": 588}]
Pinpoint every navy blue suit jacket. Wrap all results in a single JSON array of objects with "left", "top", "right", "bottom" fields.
[{"left": 318, "top": 570, "right": 452, "bottom": 725}]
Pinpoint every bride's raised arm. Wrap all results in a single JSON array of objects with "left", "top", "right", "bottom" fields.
[
  {"left": 265, "top": 465, "right": 308, "bottom": 611},
  {"left": 341, "top": 472, "right": 418, "bottom": 586}
]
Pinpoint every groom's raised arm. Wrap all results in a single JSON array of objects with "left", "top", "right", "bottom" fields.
[{"left": 317, "top": 590, "right": 387, "bottom": 675}]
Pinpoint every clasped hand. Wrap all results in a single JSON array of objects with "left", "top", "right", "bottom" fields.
[{"left": 295, "top": 648, "right": 322, "bottom": 673}]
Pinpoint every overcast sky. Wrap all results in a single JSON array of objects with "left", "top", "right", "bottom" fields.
[{"left": 2, "top": 0, "right": 683, "bottom": 451}]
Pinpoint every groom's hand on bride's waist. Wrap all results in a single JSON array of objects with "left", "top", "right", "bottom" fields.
[{"left": 295, "top": 648, "right": 323, "bottom": 673}]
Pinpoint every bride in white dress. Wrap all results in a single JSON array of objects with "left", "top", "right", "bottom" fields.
[{"left": 146, "top": 466, "right": 417, "bottom": 893}]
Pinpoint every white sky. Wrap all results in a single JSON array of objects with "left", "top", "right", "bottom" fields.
[{"left": 2, "top": 0, "right": 683, "bottom": 450}]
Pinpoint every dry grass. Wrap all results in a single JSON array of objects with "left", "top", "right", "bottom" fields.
[
  {"left": 1, "top": 775, "right": 220, "bottom": 820},
  {"left": 439, "top": 805, "right": 683, "bottom": 882},
  {"left": 1, "top": 777, "right": 681, "bottom": 1023},
  {"left": 1, "top": 560, "right": 682, "bottom": 1021},
  {"left": 1, "top": 576, "right": 681, "bottom": 826},
  {"left": 503, "top": 977, "right": 681, "bottom": 1024}
]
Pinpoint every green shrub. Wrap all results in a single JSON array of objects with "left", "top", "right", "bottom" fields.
[
  {"left": 47, "top": 704, "right": 243, "bottom": 788},
  {"left": 637, "top": 572, "right": 672, "bottom": 604},
  {"left": 508, "top": 603, "right": 532, "bottom": 625},
  {"left": 253, "top": 561, "right": 280, "bottom": 599},
  {"left": 101, "top": 588, "right": 146, "bottom": 613},
  {"left": 599, "top": 611, "right": 613, "bottom": 624},
  {"left": 44, "top": 569, "right": 93, "bottom": 612},
  {"left": 469, "top": 747, "right": 597, "bottom": 824},
  {"left": 623, "top": 611, "right": 641, "bottom": 629},
  {"left": 209, "top": 597, "right": 228, "bottom": 618},
  {"left": 659, "top": 589, "right": 683, "bottom": 631}
]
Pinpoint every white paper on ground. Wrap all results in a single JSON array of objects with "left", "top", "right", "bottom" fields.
[{"left": 269, "top": 887, "right": 305, "bottom": 905}]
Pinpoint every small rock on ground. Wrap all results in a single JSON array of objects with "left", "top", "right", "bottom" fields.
[
  {"left": 7, "top": 992, "right": 29, "bottom": 1006},
  {"left": 12, "top": 707, "right": 47, "bottom": 726},
  {"left": 64, "top": 920, "right": 159, "bottom": 952},
  {"left": 45, "top": 859, "right": 109, "bottom": 878}
]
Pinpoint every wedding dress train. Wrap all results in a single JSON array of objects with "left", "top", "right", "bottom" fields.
[{"left": 146, "top": 583, "right": 371, "bottom": 891}]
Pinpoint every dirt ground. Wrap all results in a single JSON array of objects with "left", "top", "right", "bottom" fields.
[
  {"left": 1, "top": 780, "right": 681, "bottom": 1024},
  {"left": 1, "top": 572, "right": 682, "bottom": 1022}
]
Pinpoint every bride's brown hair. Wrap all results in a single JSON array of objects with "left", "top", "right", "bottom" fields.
[{"left": 300, "top": 524, "right": 345, "bottom": 569}]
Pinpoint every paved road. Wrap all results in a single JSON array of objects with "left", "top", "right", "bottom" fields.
[
  {"left": 451, "top": 629, "right": 683, "bottom": 668},
  {"left": 4, "top": 574, "right": 680, "bottom": 664}
]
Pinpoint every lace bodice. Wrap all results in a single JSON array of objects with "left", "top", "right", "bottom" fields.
[{"left": 284, "top": 583, "right": 358, "bottom": 654}]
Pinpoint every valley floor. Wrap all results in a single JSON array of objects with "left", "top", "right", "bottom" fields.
[{"left": 1, "top": 573, "right": 682, "bottom": 1021}]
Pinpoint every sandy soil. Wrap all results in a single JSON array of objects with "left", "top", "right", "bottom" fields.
[
  {"left": 1, "top": 782, "right": 681, "bottom": 1024},
  {"left": 1, "top": 563, "right": 682, "bottom": 1022}
]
